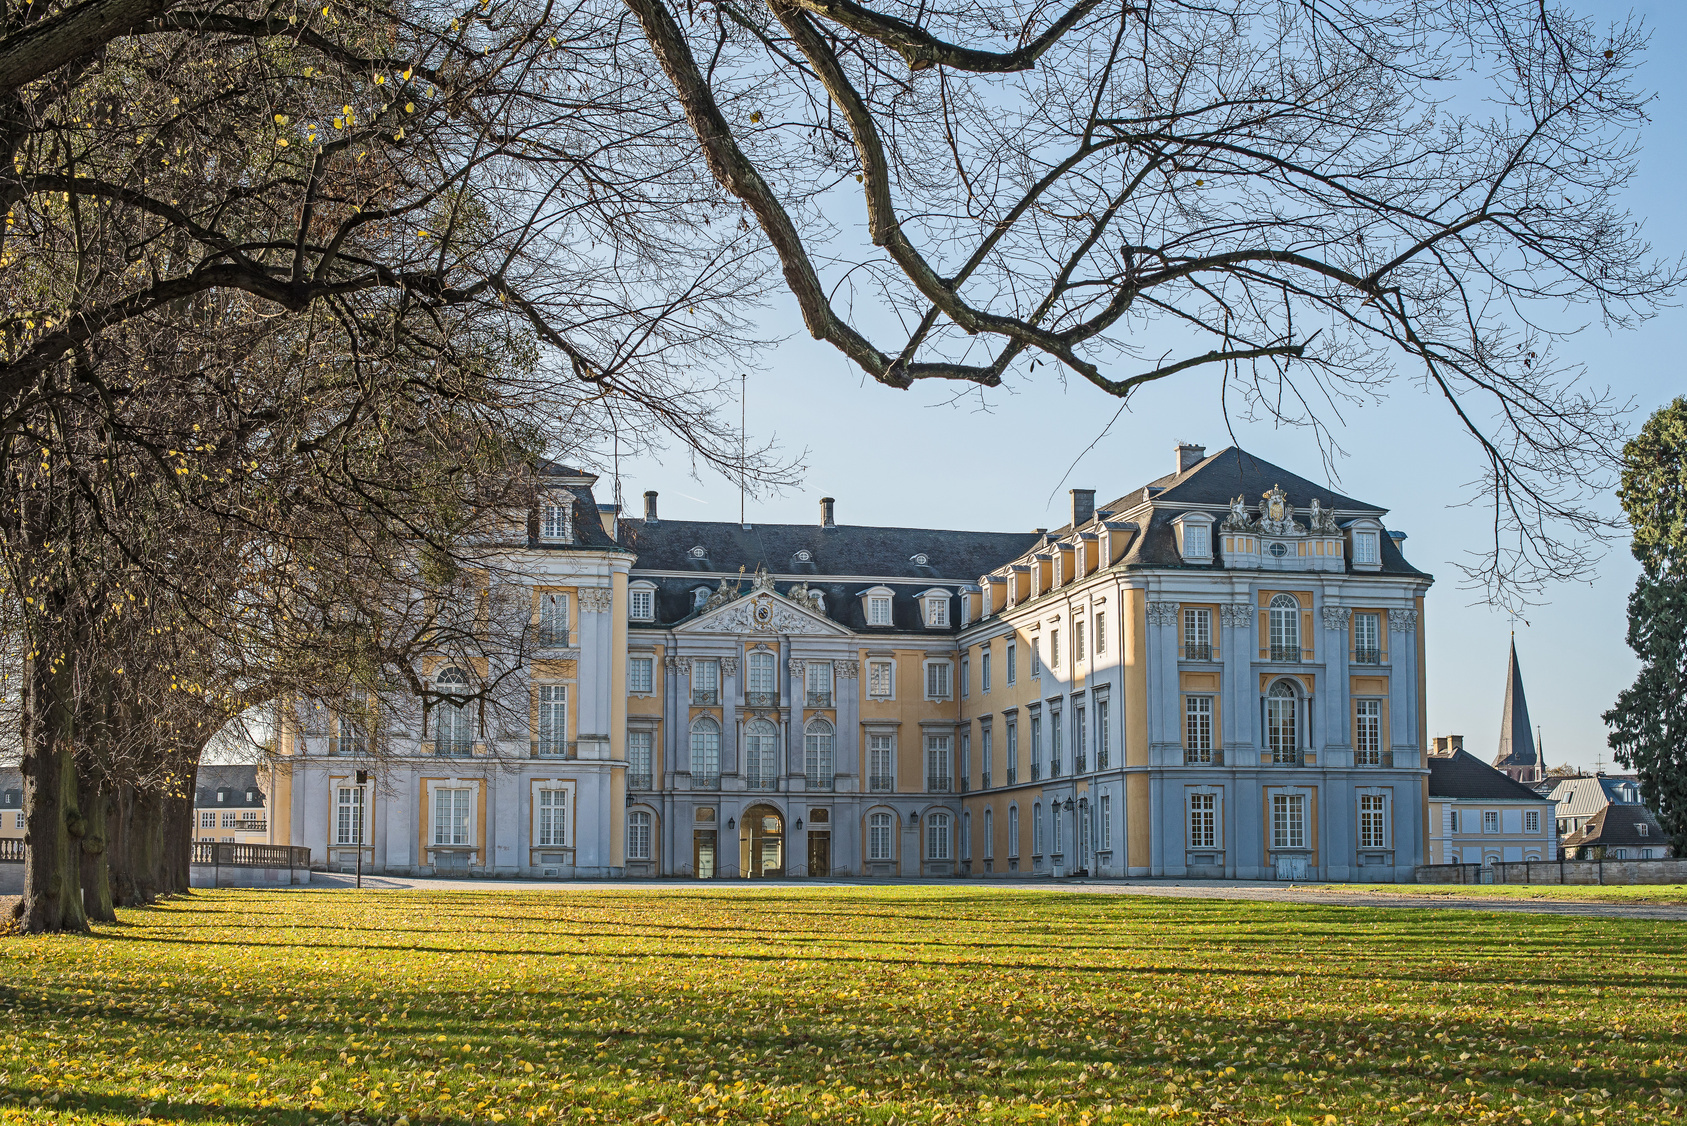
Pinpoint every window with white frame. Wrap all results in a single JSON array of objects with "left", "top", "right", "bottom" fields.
[
  {"left": 959, "top": 730, "right": 971, "bottom": 788},
  {"left": 1033, "top": 802, "right": 1044, "bottom": 854},
  {"left": 627, "top": 810, "right": 652, "bottom": 859},
  {"left": 1008, "top": 806, "right": 1020, "bottom": 858},
  {"left": 1053, "top": 802, "right": 1063, "bottom": 855},
  {"left": 1049, "top": 709, "right": 1063, "bottom": 775},
  {"left": 1183, "top": 607, "right": 1212, "bottom": 660},
  {"left": 538, "top": 592, "right": 569, "bottom": 647},
  {"left": 744, "top": 719, "right": 779, "bottom": 789},
  {"left": 691, "top": 659, "right": 719, "bottom": 704},
  {"left": 1353, "top": 530, "right": 1379, "bottom": 564},
  {"left": 746, "top": 649, "right": 777, "bottom": 698},
  {"left": 1096, "top": 698, "right": 1111, "bottom": 769},
  {"left": 868, "top": 812, "right": 894, "bottom": 860},
  {"left": 434, "top": 667, "right": 476, "bottom": 756},
  {"left": 1007, "top": 640, "right": 1018, "bottom": 684},
  {"left": 984, "top": 807, "right": 995, "bottom": 858},
  {"left": 338, "top": 690, "right": 371, "bottom": 756},
  {"left": 690, "top": 717, "right": 721, "bottom": 786},
  {"left": 629, "top": 586, "right": 655, "bottom": 621},
  {"left": 924, "top": 660, "right": 953, "bottom": 700},
  {"left": 1094, "top": 611, "right": 1107, "bottom": 655},
  {"left": 925, "top": 734, "right": 953, "bottom": 792},
  {"left": 1269, "top": 594, "right": 1301, "bottom": 658},
  {"left": 200, "top": 811, "right": 216, "bottom": 829},
  {"left": 805, "top": 661, "right": 833, "bottom": 706},
  {"left": 1482, "top": 810, "right": 1500, "bottom": 833},
  {"left": 223, "top": 812, "right": 240, "bottom": 828},
  {"left": 536, "top": 684, "right": 568, "bottom": 756},
  {"left": 1449, "top": 809, "right": 1461, "bottom": 834},
  {"left": 1271, "top": 794, "right": 1305, "bottom": 849},
  {"left": 867, "top": 593, "right": 893, "bottom": 626},
  {"left": 960, "top": 811, "right": 971, "bottom": 861},
  {"left": 537, "top": 788, "right": 568, "bottom": 846},
  {"left": 336, "top": 787, "right": 366, "bottom": 845},
  {"left": 1075, "top": 618, "right": 1086, "bottom": 662},
  {"left": 540, "top": 498, "right": 572, "bottom": 542},
  {"left": 1525, "top": 809, "right": 1540, "bottom": 833},
  {"left": 925, "top": 596, "right": 949, "bottom": 628},
  {"left": 1354, "top": 699, "right": 1382, "bottom": 765},
  {"left": 868, "top": 659, "right": 894, "bottom": 698},
  {"left": 1029, "top": 712, "right": 1043, "bottom": 778},
  {"left": 981, "top": 649, "right": 992, "bottom": 691},
  {"left": 1183, "top": 521, "right": 1210, "bottom": 559},
  {"left": 804, "top": 718, "right": 835, "bottom": 787},
  {"left": 1353, "top": 611, "right": 1381, "bottom": 662},
  {"left": 926, "top": 812, "right": 952, "bottom": 860},
  {"left": 433, "top": 788, "right": 471, "bottom": 846},
  {"left": 1638, "top": 821, "right": 1650, "bottom": 838},
  {"left": 869, "top": 734, "right": 895, "bottom": 792},
  {"left": 1100, "top": 794, "right": 1112, "bottom": 851},
  {"left": 1359, "top": 794, "right": 1387, "bottom": 849},
  {"left": 627, "top": 731, "right": 653, "bottom": 789},
  {"left": 1186, "top": 696, "right": 1214, "bottom": 763},
  {"left": 1267, "top": 680, "right": 1298, "bottom": 763},
  {"left": 981, "top": 725, "right": 993, "bottom": 786},
  {"left": 960, "top": 655, "right": 969, "bottom": 698},
  {"left": 1075, "top": 706, "right": 1087, "bottom": 770},
  {"left": 1006, "top": 720, "right": 1019, "bottom": 781},
  {"left": 1189, "top": 792, "right": 1216, "bottom": 848},
  {"left": 628, "top": 654, "right": 655, "bottom": 695},
  {"left": 1031, "top": 634, "right": 1042, "bottom": 677},
  {"left": 1050, "top": 627, "right": 1061, "bottom": 668}
]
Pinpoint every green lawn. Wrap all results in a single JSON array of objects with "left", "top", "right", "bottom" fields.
[
  {"left": 1317, "top": 882, "right": 1687, "bottom": 903},
  {"left": 1, "top": 887, "right": 1683, "bottom": 1125}
]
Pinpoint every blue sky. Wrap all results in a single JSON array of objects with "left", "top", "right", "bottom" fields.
[{"left": 613, "top": 2, "right": 1685, "bottom": 774}]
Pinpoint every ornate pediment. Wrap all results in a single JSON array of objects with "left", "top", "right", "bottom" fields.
[{"left": 677, "top": 588, "right": 848, "bottom": 636}]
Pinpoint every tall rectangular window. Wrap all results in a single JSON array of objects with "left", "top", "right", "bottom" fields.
[
  {"left": 925, "top": 661, "right": 952, "bottom": 700},
  {"left": 629, "top": 588, "right": 654, "bottom": 621},
  {"left": 1075, "top": 619, "right": 1086, "bottom": 661},
  {"left": 692, "top": 659, "right": 720, "bottom": 704},
  {"left": 1271, "top": 794, "right": 1306, "bottom": 849},
  {"left": 1096, "top": 699, "right": 1111, "bottom": 769},
  {"left": 1006, "top": 721, "right": 1019, "bottom": 783},
  {"left": 868, "top": 660, "right": 895, "bottom": 698},
  {"left": 1185, "top": 523, "right": 1210, "bottom": 557},
  {"left": 538, "top": 788, "right": 568, "bottom": 846},
  {"left": 747, "top": 650, "right": 777, "bottom": 699},
  {"left": 981, "top": 649, "right": 992, "bottom": 691},
  {"left": 1189, "top": 793, "right": 1215, "bottom": 848},
  {"left": 1049, "top": 710, "right": 1063, "bottom": 776},
  {"left": 983, "top": 808, "right": 994, "bottom": 859},
  {"left": 1525, "top": 809, "right": 1540, "bottom": 833},
  {"left": 805, "top": 661, "right": 833, "bottom": 706},
  {"left": 335, "top": 786, "right": 365, "bottom": 846},
  {"left": 1007, "top": 641, "right": 1017, "bottom": 684},
  {"left": 540, "top": 500, "right": 571, "bottom": 542},
  {"left": 1009, "top": 806, "right": 1020, "bottom": 858},
  {"left": 1359, "top": 794, "right": 1386, "bottom": 849},
  {"left": 627, "top": 731, "right": 653, "bottom": 790},
  {"left": 1353, "top": 612, "right": 1381, "bottom": 662},
  {"left": 538, "top": 592, "right": 569, "bottom": 647},
  {"left": 1074, "top": 707, "right": 1087, "bottom": 772},
  {"left": 959, "top": 731, "right": 971, "bottom": 791},
  {"left": 869, "top": 734, "right": 895, "bottom": 792},
  {"left": 1183, "top": 607, "right": 1212, "bottom": 661},
  {"left": 1483, "top": 810, "right": 1500, "bottom": 833},
  {"left": 434, "top": 788, "right": 471, "bottom": 846},
  {"left": 960, "top": 656, "right": 970, "bottom": 698},
  {"left": 868, "top": 812, "right": 894, "bottom": 860},
  {"left": 981, "top": 726, "right": 993, "bottom": 787},
  {"left": 1031, "top": 636, "right": 1042, "bottom": 678},
  {"left": 1094, "top": 612, "right": 1107, "bottom": 655},
  {"left": 1050, "top": 628, "right": 1061, "bottom": 668},
  {"left": 1100, "top": 794, "right": 1112, "bottom": 851},
  {"left": 337, "top": 691, "right": 371, "bottom": 757},
  {"left": 1033, "top": 803, "right": 1044, "bottom": 854},
  {"left": 536, "top": 685, "right": 568, "bottom": 756},
  {"left": 926, "top": 812, "right": 952, "bottom": 860},
  {"left": 1354, "top": 531, "right": 1379, "bottom": 564},
  {"left": 1354, "top": 699, "right": 1382, "bottom": 765},
  {"left": 868, "top": 595, "right": 893, "bottom": 626},
  {"left": 926, "top": 598, "right": 949, "bottom": 628},
  {"left": 626, "top": 810, "right": 652, "bottom": 860},
  {"left": 1030, "top": 714, "right": 1043, "bottom": 780},
  {"left": 925, "top": 736, "right": 953, "bottom": 792},
  {"left": 1186, "top": 696, "right": 1214, "bottom": 763},
  {"left": 628, "top": 655, "right": 654, "bottom": 694}
]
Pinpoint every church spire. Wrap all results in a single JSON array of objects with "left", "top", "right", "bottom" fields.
[{"left": 1492, "top": 635, "right": 1539, "bottom": 782}]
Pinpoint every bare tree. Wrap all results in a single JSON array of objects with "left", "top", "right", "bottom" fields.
[{"left": 627, "top": 0, "right": 1679, "bottom": 604}]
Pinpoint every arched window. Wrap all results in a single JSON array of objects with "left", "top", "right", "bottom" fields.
[
  {"left": 746, "top": 650, "right": 777, "bottom": 702},
  {"left": 690, "top": 717, "right": 721, "bottom": 788},
  {"left": 1033, "top": 802, "right": 1044, "bottom": 855},
  {"left": 868, "top": 811, "right": 894, "bottom": 860},
  {"left": 1008, "top": 805, "right": 1019, "bottom": 859},
  {"left": 1269, "top": 594, "right": 1301, "bottom": 661},
  {"left": 434, "top": 666, "right": 476, "bottom": 756},
  {"left": 1268, "top": 679, "right": 1299, "bottom": 763},
  {"left": 744, "top": 718, "right": 779, "bottom": 790},
  {"left": 627, "top": 810, "right": 653, "bottom": 860},
  {"left": 983, "top": 807, "right": 994, "bottom": 859},
  {"left": 926, "top": 811, "right": 952, "bottom": 860},
  {"left": 804, "top": 718, "right": 835, "bottom": 790}
]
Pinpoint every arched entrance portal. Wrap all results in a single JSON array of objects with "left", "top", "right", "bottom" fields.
[{"left": 739, "top": 804, "right": 784, "bottom": 877}]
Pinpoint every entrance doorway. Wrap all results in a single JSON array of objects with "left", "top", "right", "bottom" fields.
[
  {"left": 693, "top": 830, "right": 717, "bottom": 878},
  {"left": 807, "top": 832, "right": 831, "bottom": 877},
  {"left": 739, "top": 804, "right": 784, "bottom": 877}
]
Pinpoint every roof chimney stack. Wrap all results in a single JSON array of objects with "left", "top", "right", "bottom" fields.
[
  {"left": 1175, "top": 443, "right": 1206, "bottom": 476},
  {"left": 643, "top": 490, "right": 658, "bottom": 523},
  {"left": 1070, "top": 488, "right": 1095, "bottom": 529},
  {"left": 820, "top": 496, "right": 836, "bottom": 528}
]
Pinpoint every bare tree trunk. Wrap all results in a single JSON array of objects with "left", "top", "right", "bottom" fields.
[
  {"left": 19, "top": 643, "right": 89, "bottom": 933},
  {"left": 162, "top": 773, "right": 194, "bottom": 895},
  {"left": 106, "top": 782, "right": 143, "bottom": 908},
  {"left": 78, "top": 773, "right": 115, "bottom": 923}
]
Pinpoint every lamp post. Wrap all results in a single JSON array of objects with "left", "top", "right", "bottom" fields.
[{"left": 355, "top": 769, "right": 369, "bottom": 889}]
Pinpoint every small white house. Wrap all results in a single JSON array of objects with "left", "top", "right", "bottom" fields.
[{"left": 1427, "top": 747, "right": 1558, "bottom": 865}]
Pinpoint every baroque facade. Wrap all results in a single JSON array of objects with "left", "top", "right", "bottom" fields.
[{"left": 271, "top": 443, "right": 1434, "bottom": 881}]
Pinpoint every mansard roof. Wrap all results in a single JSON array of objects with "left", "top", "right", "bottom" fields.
[
  {"left": 196, "top": 765, "right": 266, "bottom": 808},
  {"left": 1427, "top": 749, "right": 1551, "bottom": 802},
  {"left": 1492, "top": 638, "right": 1539, "bottom": 770},
  {"left": 1560, "top": 803, "right": 1667, "bottom": 851}
]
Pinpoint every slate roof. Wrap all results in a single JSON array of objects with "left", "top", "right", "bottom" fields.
[
  {"left": 1545, "top": 775, "right": 1647, "bottom": 819},
  {"left": 1492, "top": 639, "right": 1538, "bottom": 770},
  {"left": 0, "top": 766, "right": 19, "bottom": 809},
  {"left": 1561, "top": 803, "right": 1669, "bottom": 852},
  {"left": 1427, "top": 750, "right": 1554, "bottom": 802},
  {"left": 528, "top": 461, "right": 627, "bottom": 553},
  {"left": 196, "top": 765, "right": 265, "bottom": 809}
]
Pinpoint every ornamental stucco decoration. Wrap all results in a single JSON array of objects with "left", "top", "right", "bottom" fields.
[
  {"left": 1145, "top": 601, "right": 1181, "bottom": 626},
  {"left": 1308, "top": 498, "right": 1341, "bottom": 534},
  {"left": 1321, "top": 606, "right": 1348, "bottom": 630},
  {"left": 1256, "top": 485, "right": 1305, "bottom": 537},
  {"left": 787, "top": 658, "right": 808, "bottom": 677},
  {"left": 1219, "top": 604, "right": 1255, "bottom": 628},
  {"left": 578, "top": 587, "right": 614, "bottom": 613},
  {"left": 784, "top": 581, "right": 826, "bottom": 612},
  {"left": 1388, "top": 608, "right": 1420, "bottom": 632},
  {"left": 837, "top": 660, "right": 860, "bottom": 679},
  {"left": 700, "top": 577, "right": 739, "bottom": 613},
  {"left": 1222, "top": 495, "right": 1255, "bottom": 531},
  {"left": 707, "top": 593, "right": 833, "bottom": 635},
  {"left": 721, "top": 657, "right": 740, "bottom": 677}
]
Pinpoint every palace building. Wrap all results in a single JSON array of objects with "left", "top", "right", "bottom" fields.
[{"left": 269, "top": 444, "right": 1434, "bottom": 881}]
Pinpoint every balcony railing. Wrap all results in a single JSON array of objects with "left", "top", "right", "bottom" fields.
[
  {"left": 927, "top": 776, "right": 953, "bottom": 793},
  {"left": 691, "top": 688, "right": 719, "bottom": 705},
  {"left": 806, "top": 775, "right": 835, "bottom": 791},
  {"left": 1095, "top": 752, "right": 1108, "bottom": 771},
  {"left": 745, "top": 775, "right": 779, "bottom": 791},
  {"left": 1354, "top": 749, "right": 1391, "bottom": 767},
  {"left": 191, "top": 842, "right": 311, "bottom": 869},
  {"left": 693, "top": 774, "right": 721, "bottom": 791},
  {"left": 1184, "top": 642, "right": 1212, "bottom": 661},
  {"left": 805, "top": 690, "right": 833, "bottom": 708},
  {"left": 1006, "top": 766, "right": 1018, "bottom": 784},
  {"left": 1031, "top": 763, "right": 1042, "bottom": 782},
  {"left": 1353, "top": 647, "right": 1382, "bottom": 665},
  {"left": 1184, "top": 748, "right": 1225, "bottom": 766},
  {"left": 628, "top": 773, "right": 653, "bottom": 790},
  {"left": 1074, "top": 755, "right": 1087, "bottom": 774},
  {"left": 869, "top": 775, "right": 895, "bottom": 793},
  {"left": 537, "top": 627, "right": 570, "bottom": 648},
  {"left": 1269, "top": 746, "right": 1300, "bottom": 765},
  {"left": 1269, "top": 645, "right": 1305, "bottom": 662},
  {"left": 0, "top": 839, "right": 23, "bottom": 862},
  {"left": 532, "top": 740, "right": 575, "bottom": 758},
  {"left": 980, "top": 771, "right": 991, "bottom": 789},
  {"left": 959, "top": 777, "right": 970, "bottom": 793},
  {"left": 436, "top": 739, "right": 477, "bottom": 757},
  {"left": 745, "top": 690, "right": 778, "bottom": 708},
  {"left": 1049, "top": 760, "right": 1063, "bottom": 778}
]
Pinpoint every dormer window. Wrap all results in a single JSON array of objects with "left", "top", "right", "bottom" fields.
[
  {"left": 794, "top": 549, "right": 813, "bottom": 563},
  {"left": 925, "top": 595, "right": 950, "bottom": 628},
  {"left": 688, "top": 545, "right": 707, "bottom": 559},
  {"left": 540, "top": 497, "right": 572, "bottom": 543},
  {"left": 1345, "top": 518, "right": 1385, "bottom": 572},
  {"left": 628, "top": 583, "right": 656, "bottom": 622},
  {"left": 863, "top": 587, "right": 894, "bottom": 626},
  {"left": 1173, "top": 512, "right": 1215, "bottom": 564},
  {"left": 692, "top": 587, "right": 711, "bottom": 611},
  {"left": 1353, "top": 531, "right": 1379, "bottom": 564},
  {"left": 910, "top": 552, "right": 930, "bottom": 566}
]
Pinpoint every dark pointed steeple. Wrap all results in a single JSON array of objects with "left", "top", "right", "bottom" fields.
[{"left": 1492, "top": 637, "right": 1539, "bottom": 782}]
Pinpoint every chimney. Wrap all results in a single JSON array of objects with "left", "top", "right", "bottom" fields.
[
  {"left": 1070, "top": 489, "right": 1095, "bottom": 529},
  {"left": 643, "top": 490, "right": 658, "bottom": 523},
  {"left": 820, "top": 496, "right": 836, "bottom": 528},
  {"left": 1175, "top": 443, "right": 1206, "bottom": 475}
]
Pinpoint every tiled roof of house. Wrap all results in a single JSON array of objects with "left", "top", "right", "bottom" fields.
[
  {"left": 0, "top": 766, "right": 19, "bottom": 809},
  {"left": 1560, "top": 803, "right": 1667, "bottom": 851},
  {"left": 1428, "top": 750, "right": 1553, "bottom": 802},
  {"left": 195, "top": 765, "right": 265, "bottom": 809}
]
